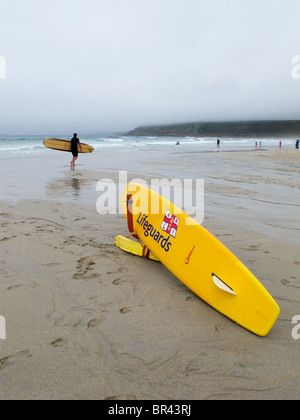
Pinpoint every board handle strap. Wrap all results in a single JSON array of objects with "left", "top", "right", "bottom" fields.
[
  {"left": 142, "top": 245, "right": 151, "bottom": 259},
  {"left": 126, "top": 194, "right": 139, "bottom": 240}
]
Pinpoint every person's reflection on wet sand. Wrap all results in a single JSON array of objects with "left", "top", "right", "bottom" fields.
[{"left": 71, "top": 178, "right": 80, "bottom": 197}]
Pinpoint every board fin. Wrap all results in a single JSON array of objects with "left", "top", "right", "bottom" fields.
[{"left": 212, "top": 273, "right": 237, "bottom": 296}]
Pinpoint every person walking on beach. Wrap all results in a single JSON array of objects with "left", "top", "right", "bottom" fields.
[
  {"left": 70, "top": 133, "right": 82, "bottom": 167},
  {"left": 296, "top": 139, "right": 299, "bottom": 149}
]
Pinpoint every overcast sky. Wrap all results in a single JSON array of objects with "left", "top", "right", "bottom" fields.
[{"left": 1, "top": 0, "right": 300, "bottom": 135}]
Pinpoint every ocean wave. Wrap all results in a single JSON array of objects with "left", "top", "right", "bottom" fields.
[{"left": 0, "top": 135, "right": 296, "bottom": 157}]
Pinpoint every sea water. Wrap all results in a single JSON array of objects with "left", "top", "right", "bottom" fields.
[{"left": 0, "top": 135, "right": 296, "bottom": 158}]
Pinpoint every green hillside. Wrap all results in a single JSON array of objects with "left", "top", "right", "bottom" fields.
[{"left": 128, "top": 120, "right": 300, "bottom": 138}]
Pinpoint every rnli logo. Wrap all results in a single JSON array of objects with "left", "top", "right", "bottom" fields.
[{"left": 161, "top": 210, "right": 179, "bottom": 238}]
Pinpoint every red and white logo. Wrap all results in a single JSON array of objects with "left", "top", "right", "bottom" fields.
[{"left": 161, "top": 210, "right": 179, "bottom": 238}]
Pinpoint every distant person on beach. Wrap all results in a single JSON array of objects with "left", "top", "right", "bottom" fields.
[
  {"left": 217, "top": 139, "right": 220, "bottom": 148},
  {"left": 296, "top": 139, "right": 299, "bottom": 149},
  {"left": 279, "top": 141, "right": 282, "bottom": 149},
  {"left": 70, "top": 133, "right": 82, "bottom": 167}
]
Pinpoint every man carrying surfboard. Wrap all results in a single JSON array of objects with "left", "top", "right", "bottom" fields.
[{"left": 70, "top": 133, "right": 82, "bottom": 167}]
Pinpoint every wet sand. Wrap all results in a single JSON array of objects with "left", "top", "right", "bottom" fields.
[{"left": 0, "top": 147, "right": 299, "bottom": 399}]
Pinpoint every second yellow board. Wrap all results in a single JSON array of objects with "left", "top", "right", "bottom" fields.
[
  {"left": 43, "top": 138, "right": 94, "bottom": 153},
  {"left": 120, "top": 182, "right": 280, "bottom": 336}
]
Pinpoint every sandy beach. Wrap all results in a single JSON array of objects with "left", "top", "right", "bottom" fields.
[{"left": 0, "top": 146, "right": 300, "bottom": 400}]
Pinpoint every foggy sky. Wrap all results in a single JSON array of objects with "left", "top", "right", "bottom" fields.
[{"left": 1, "top": 0, "right": 300, "bottom": 135}]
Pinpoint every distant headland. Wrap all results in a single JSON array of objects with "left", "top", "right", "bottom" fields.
[{"left": 127, "top": 120, "right": 300, "bottom": 138}]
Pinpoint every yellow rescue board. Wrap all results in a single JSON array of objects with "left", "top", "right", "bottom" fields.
[
  {"left": 43, "top": 138, "right": 94, "bottom": 153},
  {"left": 120, "top": 182, "right": 280, "bottom": 336},
  {"left": 115, "top": 235, "right": 160, "bottom": 262}
]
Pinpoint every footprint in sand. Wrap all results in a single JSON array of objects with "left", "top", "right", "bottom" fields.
[
  {"left": 0, "top": 350, "right": 32, "bottom": 371},
  {"left": 281, "top": 277, "right": 299, "bottom": 288},
  {"left": 244, "top": 244, "right": 261, "bottom": 252},
  {"left": 87, "top": 310, "right": 107, "bottom": 328},
  {"left": 73, "top": 256, "right": 97, "bottom": 280},
  {"left": 0, "top": 212, "right": 11, "bottom": 218},
  {"left": 119, "top": 307, "right": 132, "bottom": 314},
  {"left": 6, "top": 284, "right": 24, "bottom": 291},
  {"left": 51, "top": 338, "right": 68, "bottom": 348},
  {"left": 0, "top": 236, "right": 17, "bottom": 242},
  {"left": 113, "top": 278, "right": 127, "bottom": 286}
]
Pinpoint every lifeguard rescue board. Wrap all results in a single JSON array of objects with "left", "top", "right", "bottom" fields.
[{"left": 119, "top": 182, "right": 280, "bottom": 336}]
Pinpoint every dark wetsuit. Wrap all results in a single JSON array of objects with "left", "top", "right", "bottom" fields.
[{"left": 71, "top": 136, "right": 80, "bottom": 157}]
